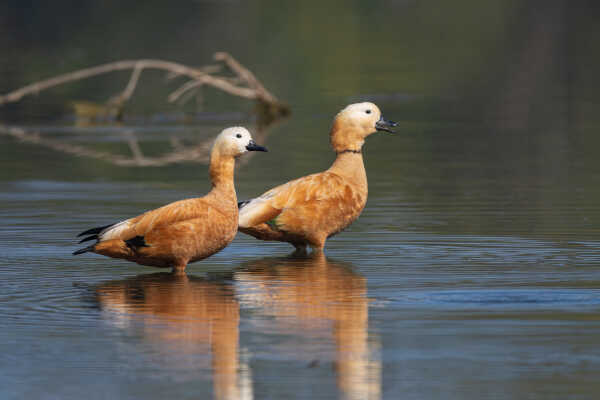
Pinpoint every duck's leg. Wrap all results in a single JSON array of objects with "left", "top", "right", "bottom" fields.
[
  {"left": 291, "top": 243, "right": 308, "bottom": 256},
  {"left": 309, "top": 236, "right": 326, "bottom": 254},
  {"left": 171, "top": 260, "right": 188, "bottom": 275}
]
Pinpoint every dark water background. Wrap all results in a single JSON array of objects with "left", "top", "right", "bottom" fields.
[{"left": 1, "top": 1, "right": 600, "bottom": 399}]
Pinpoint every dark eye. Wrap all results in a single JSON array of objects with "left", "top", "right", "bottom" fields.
[
  {"left": 236, "top": 133, "right": 242, "bottom": 138},
  {"left": 365, "top": 109, "right": 371, "bottom": 114}
]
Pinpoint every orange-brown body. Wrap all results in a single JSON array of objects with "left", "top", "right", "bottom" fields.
[
  {"left": 239, "top": 156, "right": 367, "bottom": 249},
  {"left": 239, "top": 102, "right": 395, "bottom": 251},
  {"left": 74, "top": 127, "right": 266, "bottom": 272},
  {"left": 94, "top": 186, "right": 238, "bottom": 269}
]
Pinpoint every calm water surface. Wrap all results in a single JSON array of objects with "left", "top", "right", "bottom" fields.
[
  {"left": 1, "top": 113, "right": 599, "bottom": 399},
  {"left": 2, "top": 1, "right": 600, "bottom": 398}
]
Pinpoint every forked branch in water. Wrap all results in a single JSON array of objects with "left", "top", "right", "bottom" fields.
[{"left": 0, "top": 53, "right": 289, "bottom": 120}]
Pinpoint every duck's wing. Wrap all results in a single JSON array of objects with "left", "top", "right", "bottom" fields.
[
  {"left": 238, "top": 182, "right": 289, "bottom": 228},
  {"left": 238, "top": 172, "right": 345, "bottom": 229},
  {"left": 76, "top": 198, "right": 212, "bottom": 246}
]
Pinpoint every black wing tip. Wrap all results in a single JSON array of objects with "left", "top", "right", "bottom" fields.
[
  {"left": 78, "top": 235, "right": 98, "bottom": 244},
  {"left": 76, "top": 223, "right": 113, "bottom": 238},
  {"left": 75, "top": 223, "right": 112, "bottom": 253},
  {"left": 238, "top": 200, "right": 250, "bottom": 209},
  {"left": 73, "top": 245, "right": 94, "bottom": 255}
]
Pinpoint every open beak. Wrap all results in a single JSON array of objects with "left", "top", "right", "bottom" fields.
[
  {"left": 375, "top": 117, "right": 397, "bottom": 133},
  {"left": 246, "top": 140, "right": 268, "bottom": 152}
]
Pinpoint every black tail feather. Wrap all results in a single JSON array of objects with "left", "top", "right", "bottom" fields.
[
  {"left": 78, "top": 235, "right": 98, "bottom": 244},
  {"left": 77, "top": 223, "right": 113, "bottom": 238},
  {"left": 73, "top": 245, "right": 95, "bottom": 255}
]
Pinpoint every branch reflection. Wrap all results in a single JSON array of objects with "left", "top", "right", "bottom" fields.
[
  {"left": 235, "top": 253, "right": 381, "bottom": 400},
  {"left": 0, "top": 109, "right": 284, "bottom": 167}
]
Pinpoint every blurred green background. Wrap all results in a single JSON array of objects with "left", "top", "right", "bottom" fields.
[{"left": 2, "top": 0, "right": 599, "bottom": 123}]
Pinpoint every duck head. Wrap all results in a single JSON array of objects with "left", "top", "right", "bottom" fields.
[
  {"left": 212, "top": 126, "right": 268, "bottom": 158},
  {"left": 330, "top": 102, "right": 396, "bottom": 153}
]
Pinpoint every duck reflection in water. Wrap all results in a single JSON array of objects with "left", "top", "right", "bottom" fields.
[
  {"left": 95, "top": 253, "right": 380, "bottom": 400},
  {"left": 234, "top": 253, "right": 381, "bottom": 400},
  {"left": 95, "top": 272, "right": 250, "bottom": 400}
]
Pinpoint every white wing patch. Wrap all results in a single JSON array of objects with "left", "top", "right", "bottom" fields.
[
  {"left": 238, "top": 198, "right": 270, "bottom": 228},
  {"left": 98, "top": 220, "right": 132, "bottom": 241}
]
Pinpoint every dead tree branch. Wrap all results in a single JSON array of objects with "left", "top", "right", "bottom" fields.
[
  {"left": 214, "top": 52, "right": 277, "bottom": 103},
  {"left": 0, "top": 53, "right": 289, "bottom": 119},
  {"left": 168, "top": 80, "right": 204, "bottom": 103}
]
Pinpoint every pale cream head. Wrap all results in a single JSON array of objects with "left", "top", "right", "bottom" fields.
[
  {"left": 330, "top": 102, "right": 392, "bottom": 152},
  {"left": 336, "top": 102, "right": 382, "bottom": 132},
  {"left": 212, "top": 127, "right": 266, "bottom": 158}
]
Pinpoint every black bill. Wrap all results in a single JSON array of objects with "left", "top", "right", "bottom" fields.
[
  {"left": 246, "top": 140, "right": 268, "bottom": 152},
  {"left": 375, "top": 117, "right": 397, "bottom": 133}
]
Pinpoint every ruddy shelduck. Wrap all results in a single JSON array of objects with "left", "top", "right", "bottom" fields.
[
  {"left": 238, "top": 102, "right": 396, "bottom": 252},
  {"left": 73, "top": 127, "right": 267, "bottom": 273}
]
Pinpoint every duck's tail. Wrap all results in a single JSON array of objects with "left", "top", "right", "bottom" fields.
[
  {"left": 73, "top": 222, "right": 114, "bottom": 256},
  {"left": 73, "top": 244, "right": 95, "bottom": 255},
  {"left": 238, "top": 200, "right": 251, "bottom": 209}
]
